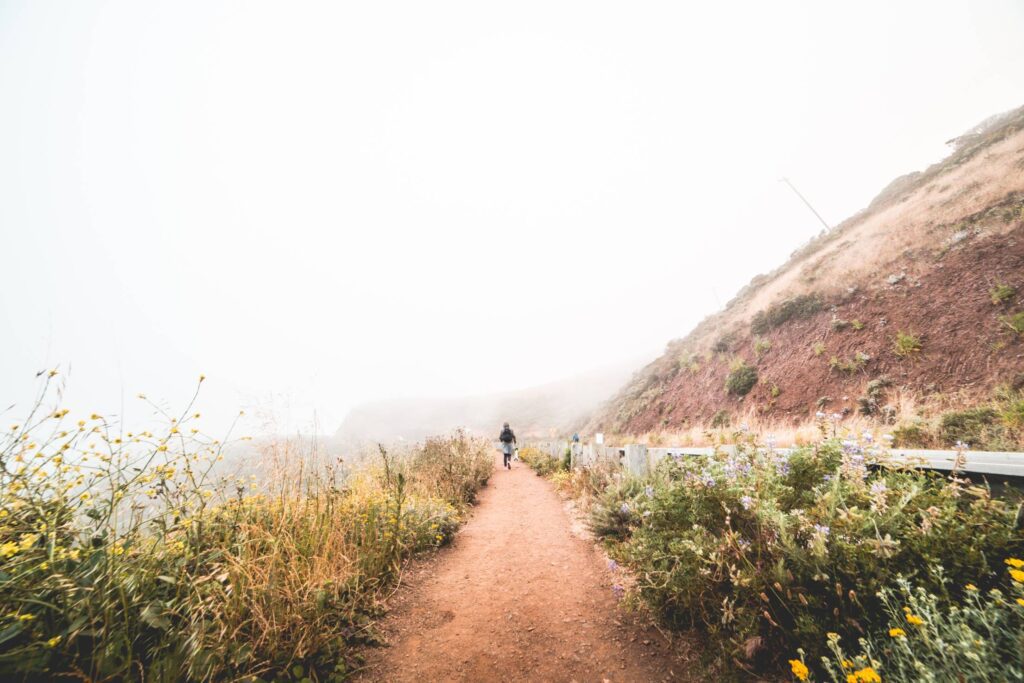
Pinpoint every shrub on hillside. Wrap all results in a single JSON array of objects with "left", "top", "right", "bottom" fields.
[
  {"left": 893, "top": 331, "right": 922, "bottom": 358},
  {"left": 751, "top": 294, "right": 823, "bottom": 335},
  {"left": 990, "top": 283, "right": 1016, "bottom": 305},
  {"left": 939, "top": 407, "right": 998, "bottom": 445},
  {"left": 753, "top": 337, "right": 772, "bottom": 358},
  {"left": 891, "top": 420, "right": 930, "bottom": 448},
  {"left": 726, "top": 361, "right": 758, "bottom": 396},
  {"left": 1002, "top": 311, "right": 1024, "bottom": 335},
  {"left": 713, "top": 333, "right": 735, "bottom": 354},
  {"left": 829, "top": 352, "right": 870, "bottom": 374}
]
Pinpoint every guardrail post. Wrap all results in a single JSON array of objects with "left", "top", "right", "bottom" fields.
[{"left": 624, "top": 444, "right": 648, "bottom": 477}]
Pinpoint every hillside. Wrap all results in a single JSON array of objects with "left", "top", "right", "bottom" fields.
[{"left": 588, "top": 105, "right": 1024, "bottom": 445}]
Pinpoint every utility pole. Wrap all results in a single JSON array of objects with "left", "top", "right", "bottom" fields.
[{"left": 779, "top": 177, "right": 830, "bottom": 231}]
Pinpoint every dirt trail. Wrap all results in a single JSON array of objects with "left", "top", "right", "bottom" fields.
[{"left": 358, "top": 456, "right": 694, "bottom": 682}]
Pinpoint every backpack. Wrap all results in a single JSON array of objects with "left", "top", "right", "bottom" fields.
[{"left": 499, "top": 427, "right": 514, "bottom": 443}]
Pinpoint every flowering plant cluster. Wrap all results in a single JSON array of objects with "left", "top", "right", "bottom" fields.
[
  {"left": 0, "top": 375, "right": 490, "bottom": 682},
  {"left": 584, "top": 430, "right": 1024, "bottom": 678}
]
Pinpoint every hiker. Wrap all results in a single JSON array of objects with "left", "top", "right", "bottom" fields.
[{"left": 499, "top": 422, "right": 516, "bottom": 470}]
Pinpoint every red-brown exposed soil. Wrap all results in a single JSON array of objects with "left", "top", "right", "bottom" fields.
[
  {"left": 356, "top": 456, "right": 696, "bottom": 682},
  {"left": 617, "top": 220, "right": 1024, "bottom": 434}
]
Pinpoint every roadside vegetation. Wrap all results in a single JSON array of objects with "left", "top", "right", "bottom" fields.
[
  {"left": 532, "top": 432, "right": 1024, "bottom": 681},
  {"left": 0, "top": 374, "right": 491, "bottom": 682}
]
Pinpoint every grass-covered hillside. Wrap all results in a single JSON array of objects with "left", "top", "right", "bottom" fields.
[{"left": 587, "top": 106, "right": 1024, "bottom": 448}]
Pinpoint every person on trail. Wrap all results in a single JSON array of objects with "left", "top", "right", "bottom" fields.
[{"left": 499, "top": 422, "right": 516, "bottom": 470}]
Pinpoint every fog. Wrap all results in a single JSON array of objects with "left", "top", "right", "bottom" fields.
[{"left": 2, "top": 1, "right": 1023, "bottom": 438}]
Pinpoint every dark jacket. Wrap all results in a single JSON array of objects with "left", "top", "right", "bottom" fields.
[{"left": 499, "top": 426, "right": 516, "bottom": 444}]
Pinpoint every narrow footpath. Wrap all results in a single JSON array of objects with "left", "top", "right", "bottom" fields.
[{"left": 358, "top": 455, "right": 695, "bottom": 682}]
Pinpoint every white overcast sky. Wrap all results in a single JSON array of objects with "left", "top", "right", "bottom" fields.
[{"left": 2, "top": 1, "right": 1023, "bottom": 435}]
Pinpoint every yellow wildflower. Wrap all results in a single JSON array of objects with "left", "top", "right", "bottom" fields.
[
  {"left": 789, "top": 658, "right": 809, "bottom": 681},
  {"left": 1010, "top": 569, "right": 1024, "bottom": 583},
  {"left": 17, "top": 613, "right": 35, "bottom": 622},
  {"left": 0, "top": 541, "right": 19, "bottom": 558},
  {"left": 889, "top": 627, "right": 905, "bottom": 637},
  {"left": 854, "top": 667, "right": 881, "bottom": 683},
  {"left": 1016, "top": 598, "right": 1024, "bottom": 607},
  {"left": 46, "top": 635, "right": 61, "bottom": 648},
  {"left": 110, "top": 543, "right": 125, "bottom": 556},
  {"left": 905, "top": 613, "right": 924, "bottom": 626},
  {"left": 965, "top": 584, "right": 977, "bottom": 591},
  {"left": 842, "top": 660, "right": 854, "bottom": 669},
  {"left": 1006, "top": 557, "right": 1024, "bottom": 569}
]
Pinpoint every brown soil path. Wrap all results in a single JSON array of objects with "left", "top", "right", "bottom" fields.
[{"left": 358, "top": 456, "right": 695, "bottom": 682}]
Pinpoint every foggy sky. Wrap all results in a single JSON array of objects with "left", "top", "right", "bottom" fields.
[{"left": 2, "top": 1, "right": 1023, "bottom": 436}]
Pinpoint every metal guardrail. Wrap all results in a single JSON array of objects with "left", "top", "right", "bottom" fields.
[{"left": 524, "top": 441, "right": 1024, "bottom": 479}]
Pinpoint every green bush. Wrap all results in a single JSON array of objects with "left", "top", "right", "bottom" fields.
[
  {"left": 1002, "top": 311, "right": 1024, "bottom": 335},
  {"left": 726, "top": 362, "right": 758, "bottom": 396},
  {"left": 829, "top": 352, "right": 870, "bottom": 374},
  {"left": 713, "top": 333, "right": 735, "bottom": 353},
  {"left": 754, "top": 337, "right": 772, "bottom": 358},
  {"left": 603, "top": 439, "right": 1024, "bottom": 674},
  {"left": 751, "top": 294, "right": 823, "bottom": 335},
  {"left": 589, "top": 477, "right": 648, "bottom": 541},
  {"left": 710, "top": 410, "right": 731, "bottom": 429},
  {"left": 891, "top": 421, "right": 930, "bottom": 448},
  {"left": 812, "top": 342, "right": 826, "bottom": 356},
  {"left": 519, "top": 446, "right": 564, "bottom": 476},
  {"left": 942, "top": 409, "right": 999, "bottom": 446},
  {"left": 990, "top": 283, "right": 1016, "bottom": 305},
  {"left": 893, "top": 331, "right": 922, "bottom": 358}
]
